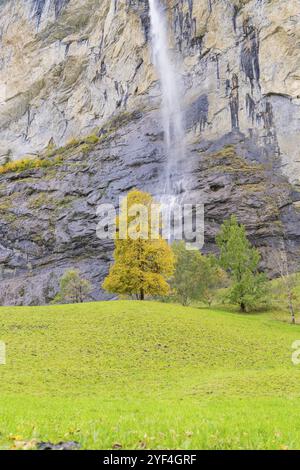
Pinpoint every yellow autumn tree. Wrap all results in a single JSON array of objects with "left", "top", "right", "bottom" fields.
[{"left": 102, "top": 189, "right": 175, "bottom": 300}]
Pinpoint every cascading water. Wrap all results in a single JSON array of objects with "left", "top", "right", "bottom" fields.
[{"left": 148, "top": 0, "right": 185, "bottom": 196}]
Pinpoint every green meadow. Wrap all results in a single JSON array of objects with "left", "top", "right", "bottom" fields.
[{"left": 1, "top": 300, "right": 300, "bottom": 449}]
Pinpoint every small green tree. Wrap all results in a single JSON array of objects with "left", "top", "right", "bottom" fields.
[
  {"left": 53, "top": 269, "right": 92, "bottom": 304},
  {"left": 170, "top": 241, "right": 225, "bottom": 306},
  {"left": 216, "top": 215, "right": 267, "bottom": 312}
]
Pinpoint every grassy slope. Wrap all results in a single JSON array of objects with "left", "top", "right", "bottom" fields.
[{"left": 0, "top": 301, "right": 300, "bottom": 449}]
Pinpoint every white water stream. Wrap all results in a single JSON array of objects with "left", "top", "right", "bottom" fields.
[{"left": 148, "top": 0, "right": 185, "bottom": 195}]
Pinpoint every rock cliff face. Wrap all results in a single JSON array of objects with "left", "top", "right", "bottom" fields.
[{"left": 0, "top": 0, "right": 300, "bottom": 305}]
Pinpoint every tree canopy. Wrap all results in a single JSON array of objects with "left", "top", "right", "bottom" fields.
[
  {"left": 216, "top": 215, "right": 267, "bottom": 312},
  {"left": 102, "top": 189, "right": 175, "bottom": 300},
  {"left": 171, "top": 241, "right": 226, "bottom": 306},
  {"left": 54, "top": 269, "right": 92, "bottom": 304}
]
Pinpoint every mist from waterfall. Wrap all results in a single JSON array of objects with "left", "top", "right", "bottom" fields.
[{"left": 148, "top": 0, "right": 185, "bottom": 196}]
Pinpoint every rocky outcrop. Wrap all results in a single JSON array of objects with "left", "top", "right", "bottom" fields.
[{"left": 0, "top": 0, "right": 299, "bottom": 304}]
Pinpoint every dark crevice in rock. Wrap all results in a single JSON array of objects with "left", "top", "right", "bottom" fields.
[
  {"left": 246, "top": 93, "right": 256, "bottom": 124},
  {"left": 232, "top": 5, "right": 239, "bottom": 33},
  {"left": 241, "top": 18, "right": 260, "bottom": 91},
  {"left": 173, "top": 0, "right": 203, "bottom": 54},
  {"left": 262, "top": 101, "right": 274, "bottom": 130},
  {"left": 127, "top": 0, "right": 150, "bottom": 42},
  {"left": 31, "top": 0, "right": 70, "bottom": 26},
  {"left": 186, "top": 95, "right": 209, "bottom": 132},
  {"left": 229, "top": 74, "right": 240, "bottom": 131}
]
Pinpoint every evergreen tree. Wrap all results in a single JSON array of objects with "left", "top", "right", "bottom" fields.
[{"left": 216, "top": 215, "right": 267, "bottom": 312}]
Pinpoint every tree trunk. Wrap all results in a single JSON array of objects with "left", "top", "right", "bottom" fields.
[
  {"left": 240, "top": 302, "right": 246, "bottom": 312},
  {"left": 288, "top": 293, "right": 296, "bottom": 324},
  {"left": 140, "top": 289, "right": 145, "bottom": 301}
]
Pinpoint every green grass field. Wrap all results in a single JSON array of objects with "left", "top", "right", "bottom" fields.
[{"left": 1, "top": 300, "right": 300, "bottom": 450}]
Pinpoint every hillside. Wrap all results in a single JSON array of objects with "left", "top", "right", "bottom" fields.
[{"left": 1, "top": 301, "right": 300, "bottom": 449}]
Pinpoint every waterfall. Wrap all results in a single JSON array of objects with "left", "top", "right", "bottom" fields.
[{"left": 148, "top": 0, "right": 185, "bottom": 196}]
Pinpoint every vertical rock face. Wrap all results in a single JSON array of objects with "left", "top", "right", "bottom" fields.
[
  {"left": 31, "top": 0, "right": 71, "bottom": 25},
  {"left": 0, "top": 0, "right": 299, "bottom": 305}
]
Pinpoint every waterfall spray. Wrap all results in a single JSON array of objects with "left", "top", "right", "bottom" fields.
[{"left": 148, "top": 0, "right": 185, "bottom": 196}]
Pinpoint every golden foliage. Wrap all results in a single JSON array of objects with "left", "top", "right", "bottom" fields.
[
  {"left": 103, "top": 189, "right": 175, "bottom": 300},
  {"left": 0, "top": 155, "right": 63, "bottom": 176}
]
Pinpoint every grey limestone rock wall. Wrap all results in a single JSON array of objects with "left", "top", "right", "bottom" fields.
[{"left": 0, "top": 0, "right": 299, "bottom": 304}]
